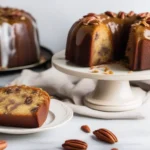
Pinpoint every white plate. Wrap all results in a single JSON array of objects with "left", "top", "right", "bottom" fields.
[{"left": 0, "top": 99, "right": 73, "bottom": 134}]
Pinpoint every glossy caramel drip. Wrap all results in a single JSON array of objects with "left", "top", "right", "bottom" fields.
[{"left": 0, "top": 7, "right": 40, "bottom": 68}]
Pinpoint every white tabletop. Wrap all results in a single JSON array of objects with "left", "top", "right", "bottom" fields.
[{"left": 0, "top": 72, "right": 150, "bottom": 150}]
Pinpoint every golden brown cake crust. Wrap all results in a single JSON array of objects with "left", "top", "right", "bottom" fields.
[{"left": 0, "top": 85, "right": 50, "bottom": 128}]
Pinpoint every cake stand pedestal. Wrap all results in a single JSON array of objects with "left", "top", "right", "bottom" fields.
[{"left": 52, "top": 50, "right": 149, "bottom": 112}]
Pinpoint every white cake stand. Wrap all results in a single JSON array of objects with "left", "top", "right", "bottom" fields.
[{"left": 52, "top": 50, "right": 149, "bottom": 112}]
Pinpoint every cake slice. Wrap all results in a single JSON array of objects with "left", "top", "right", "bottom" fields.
[{"left": 0, "top": 85, "right": 50, "bottom": 128}]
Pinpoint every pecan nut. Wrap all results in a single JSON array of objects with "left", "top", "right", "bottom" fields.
[
  {"left": 83, "top": 13, "right": 97, "bottom": 18},
  {"left": 105, "top": 11, "right": 116, "bottom": 18},
  {"left": 127, "top": 11, "right": 135, "bottom": 17},
  {"left": 88, "top": 19, "right": 100, "bottom": 25},
  {"left": 93, "top": 128, "right": 118, "bottom": 144},
  {"left": 118, "top": 11, "right": 126, "bottom": 19},
  {"left": 82, "top": 16, "right": 96, "bottom": 25},
  {"left": 0, "top": 140, "right": 7, "bottom": 150},
  {"left": 62, "top": 139, "right": 88, "bottom": 150},
  {"left": 146, "top": 17, "right": 150, "bottom": 24},
  {"left": 137, "top": 12, "right": 149, "bottom": 19},
  {"left": 81, "top": 125, "right": 91, "bottom": 133}
]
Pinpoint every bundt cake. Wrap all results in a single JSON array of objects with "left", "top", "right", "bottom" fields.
[
  {"left": 66, "top": 11, "right": 150, "bottom": 71},
  {"left": 0, "top": 7, "right": 40, "bottom": 69},
  {"left": 0, "top": 85, "right": 50, "bottom": 128}
]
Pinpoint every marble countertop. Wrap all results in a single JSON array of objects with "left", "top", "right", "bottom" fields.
[{"left": 0, "top": 71, "right": 150, "bottom": 150}]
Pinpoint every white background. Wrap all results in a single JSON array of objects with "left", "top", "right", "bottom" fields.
[{"left": 1, "top": 0, "right": 150, "bottom": 53}]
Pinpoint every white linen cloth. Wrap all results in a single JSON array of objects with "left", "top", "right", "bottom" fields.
[{"left": 8, "top": 67, "right": 150, "bottom": 119}]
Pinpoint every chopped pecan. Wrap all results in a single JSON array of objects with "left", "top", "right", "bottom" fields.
[
  {"left": 146, "top": 17, "right": 150, "bottom": 24},
  {"left": 82, "top": 16, "right": 96, "bottom": 25},
  {"left": 118, "top": 11, "right": 126, "bottom": 19},
  {"left": 127, "top": 11, "right": 135, "bottom": 17},
  {"left": 137, "top": 12, "right": 148, "bottom": 19},
  {"left": 105, "top": 11, "right": 116, "bottom": 18},
  {"left": 83, "top": 13, "right": 97, "bottom": 18},
  {"left": 88, "top": 19, "right": 100, "bottom": 25}
]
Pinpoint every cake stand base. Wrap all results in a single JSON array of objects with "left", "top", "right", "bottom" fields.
[
  {"left": 52, "top": 50, "right": 149, "bottom": 112},
  {"left": 84, "top": 80, "right": 143, "bottom": 111}
]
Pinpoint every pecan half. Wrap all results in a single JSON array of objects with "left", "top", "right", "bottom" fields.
[
  {"left": 81, "top": 125, "right": 91, "bottom": 133},
  {"left": 88, "top": 19, "right": 100, "bottom": 25},
  {"left": 127, "top": 11, "right": 135, "bottom": 17},
  {"left": 93, "top": 128, "right": 118, "bottom": 144},
  {"left": 137, "top": 12, "right": 148, "bottom": 19},
  {"left": 62, "top": 139, "right": 88, "bottom": 150},
  {"left": 82, "top": 15, "right": 101, "bottom": 25},
  {"left": 82, "top": 16, "right": 96, "bottom": 25},
  {"left": 105, "top": 11, "right": 116, "bottom": 18},
  {"left": 83, "top": 13, "right": 97, "bottom": 18},
  {"left": 0, "top": 140, "right": 7, "bottom": 150},
  {"left": 118, "top": 11, "right": 126, "bottom": 19}
]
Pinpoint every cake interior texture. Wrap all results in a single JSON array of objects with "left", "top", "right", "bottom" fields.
[
  {"left": 0, "top": 7, "right": 40, "bottom": 69},
  {"left": 0, "top": 85, "right": 50, "bottom": 128},
  {"left": 66, "top": 11, "right": 150, "bottom": 71}
]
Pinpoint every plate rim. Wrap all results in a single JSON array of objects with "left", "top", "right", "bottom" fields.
[
  {"left": 52, "top": 50, "right": 150, "bottom": 81},
  {"left": 0, "top": 99, "right": 73, "bottom": 134},
  {"left": 0, "top": 45, "right": 53, "bottom": 72}
]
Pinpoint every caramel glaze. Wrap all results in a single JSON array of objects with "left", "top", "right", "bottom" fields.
[
  {"left": 0, "top": 7, "right": 40, "bottom": 68},
  {"left": 66, "top": 11, "right": 150, "bottom": 70}
]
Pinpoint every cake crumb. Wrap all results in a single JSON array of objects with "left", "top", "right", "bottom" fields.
[
  {"left": 109, "top": 70, "right": 114, "bottom": 74},
  {"left": 20, "top": 16, "right": 26, "bottom": 20},
  {"left": 128, "top": 70, "right": 133, "bottom": 73},
  {"left": 104, "top": 66, "right": 110, "bottom": 72},
  {"left": 91, "top": 69, "right": 99, "bottom": 73},
  {"left": 104, "top": 70, "right": 114, "bottom": 75}
]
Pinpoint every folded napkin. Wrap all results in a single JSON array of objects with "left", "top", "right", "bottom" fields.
[{"left": 8, "top": 67, "right": 150, "bottom": 119}]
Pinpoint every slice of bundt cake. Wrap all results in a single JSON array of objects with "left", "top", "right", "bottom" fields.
[{"left": 0, "top": 85, "right": 50, "bottom": 128}]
